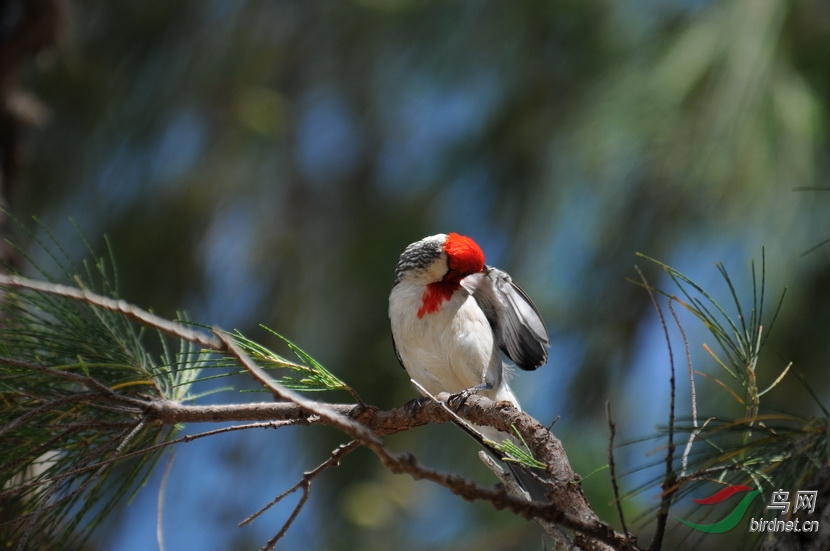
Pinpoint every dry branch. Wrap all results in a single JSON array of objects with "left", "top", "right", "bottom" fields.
[{"left": 0, "top": 272, "right": 635, "bottom": 551}]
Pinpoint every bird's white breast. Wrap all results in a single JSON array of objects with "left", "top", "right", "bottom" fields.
[{"left": 389, "top": 280, "right": 515, "bottom": 405}]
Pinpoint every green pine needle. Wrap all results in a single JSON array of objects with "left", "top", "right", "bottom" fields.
[
  {"left": 489, "top": 426, "right": 548, "bottom": 470},
  {"left": 0, "top": 222, "right": 212, "bottom": 546},
  {"left": 622, "top": 252, "right": 827, "bottom": 549},
  {"left": 214, "top": 326, "right": 354, "bottom": 395},
  {"left": 635, "top": 251, "right": 789, "bottom": 419},
  {"left": 0, "top": 217, "right": 355, "bottom": 547}
]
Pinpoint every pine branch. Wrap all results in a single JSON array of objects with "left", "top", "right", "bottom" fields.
[
  {"left": 0, "top": 272, "right": 631, "bottom": 550},
  {"left": 3, "top": 360, "right": 631, "bottom": 550},
  {"left": 3, "top": 234, "right": 815, "bottom": 551},
  {"left": 0, "top": 273, "right": 220, "bottom": 350}
]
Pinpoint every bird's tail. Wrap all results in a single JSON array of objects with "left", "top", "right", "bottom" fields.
[
  {"left": 452, "top": 420, "right": 550, "bottom": 502},
  {"left": 504, "top": 460, "right": 550, "bottom": 502}
]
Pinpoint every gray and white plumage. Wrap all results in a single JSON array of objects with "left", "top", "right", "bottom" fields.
[
  {"left": 389, "top": 233, "right": 549, "bottom": 403},
  {"left": 463, "top": 266, "right": 549, "bottom": 372},
  {"left": 388, "top": 232, "right": 551, "bottom": 500}
]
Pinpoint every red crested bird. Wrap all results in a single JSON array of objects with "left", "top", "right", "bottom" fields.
[{"left": 389, "top": 232, "right": 551, "bottom": 500}]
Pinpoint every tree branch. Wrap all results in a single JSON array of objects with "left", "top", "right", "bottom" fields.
[
  {"left": 635, "top": 266, "right": 676, "bottom": 551},
  {"left": 0, "top": 274, "right": 221, "bottom": 349},
  {"left": 3, "top": 356, "right": 632, "bottom": 550},
  {"left": 1, "top": 273, "right": 633, "bottom": 550},
  {"left": 144, "top": 393, "right": 628, "bottom": 550},
  {"left": 241, "top": 440, "right": 361, "bottom": 551}
]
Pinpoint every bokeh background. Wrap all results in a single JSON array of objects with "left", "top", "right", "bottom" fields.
[{"left": 5, "top": 1, "right": 830, "bottom": 549}]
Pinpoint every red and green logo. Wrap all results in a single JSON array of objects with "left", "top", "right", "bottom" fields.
[{"left": 676, "top": 485, "right": 761, "bottom": 533}]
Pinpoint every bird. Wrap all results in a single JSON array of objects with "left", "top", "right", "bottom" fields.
[{"left": 388, "top": 232, "right": 551, "bottom": 499}]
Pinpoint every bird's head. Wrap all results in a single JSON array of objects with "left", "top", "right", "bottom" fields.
[{"left": 393, "top": 232, "right": 485, "bottom": 286}]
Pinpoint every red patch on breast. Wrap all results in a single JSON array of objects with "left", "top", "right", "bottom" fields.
[
  {"left": 416, "top": 233, "right": 485, "bottom": 319},
  {"left": 417, "top": 280, "right": 458, "bottom": 318}
]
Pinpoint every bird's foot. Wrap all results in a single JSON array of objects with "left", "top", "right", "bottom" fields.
[
  {"left": 447, "top": 382, "right": 492, "bottom": 411},
  {"left": 404, "top": 395, "right": 431, "bottom": 416}
]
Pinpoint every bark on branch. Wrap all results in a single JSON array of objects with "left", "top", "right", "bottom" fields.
[
  {"left": 139, "top": 393, "right": 629, "bottom": 550},
  {"left": 0, "top": 273, "right": 635, "bottom": 550}
]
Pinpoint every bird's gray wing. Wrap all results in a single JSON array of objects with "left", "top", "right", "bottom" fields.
[{"left": 464, "top": 266, "right": 550, "bottom": 371}]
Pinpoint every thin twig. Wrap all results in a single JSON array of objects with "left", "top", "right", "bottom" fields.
[
  {"left": 221, "top": 330, "right": 625, "bottom": 550},
  {"left": 668, "top": 298, "right": 697, "bottom": 478},
  {"left": 263, "top": 482, "right": 310, "bottom": 551},
  {"left": 12, "top": 420, "right": 147, "bottom": 549},
  {"left": 242, "top": 440, "right": 361, "bottom": 551},
  {"left": 1, "top": 356, "right": 136, "bottom": 394},
  {"left": 2, "top": 275, "right": 629, "bottom": 550},
  {"left": 635, "top": 266, "right": 676, "bottom": 551},
  {"left": 0, "top": 427, "right": 85, "bottom": 477},
  {"left": 0, "top": 274, "right": 221, "bottom": 350},
  {"left": 605, "top": 401, "right": 629, "bottom": 540},
  {"left": 0, "top": 420, "right": 299, "bottom": 502},
  {"left": 3, "top": 360, "right": 627, "bottom": 551},
  {"left": 0, "top": 392, "right": 107, "bottom": 439},
  {"left": 241, "top": 440, "right": 360, "bottom": 528},
  {"left": 17, "top": 479, "right": 59, "bottom": 551},
  {"left": 82, "top": 419, "right": 147, "bottom": 500},
  {"left": 216, "top": 329, "right": 380, "bottom": 443}
]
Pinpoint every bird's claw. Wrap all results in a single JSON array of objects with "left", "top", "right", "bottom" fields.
[
  {"left": 447, "top": 388, "right": 475, "bottom": 411},
  {"left": 404, "top": 395, "right": 431, "bottom": 416},
  {"left": 447, "top": 382, "right": 492, "bottom": 411}
]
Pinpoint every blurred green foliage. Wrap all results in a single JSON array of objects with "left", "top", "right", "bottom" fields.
[{"left": 6, "top": 0, "right": 830, "bottom": 549}]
